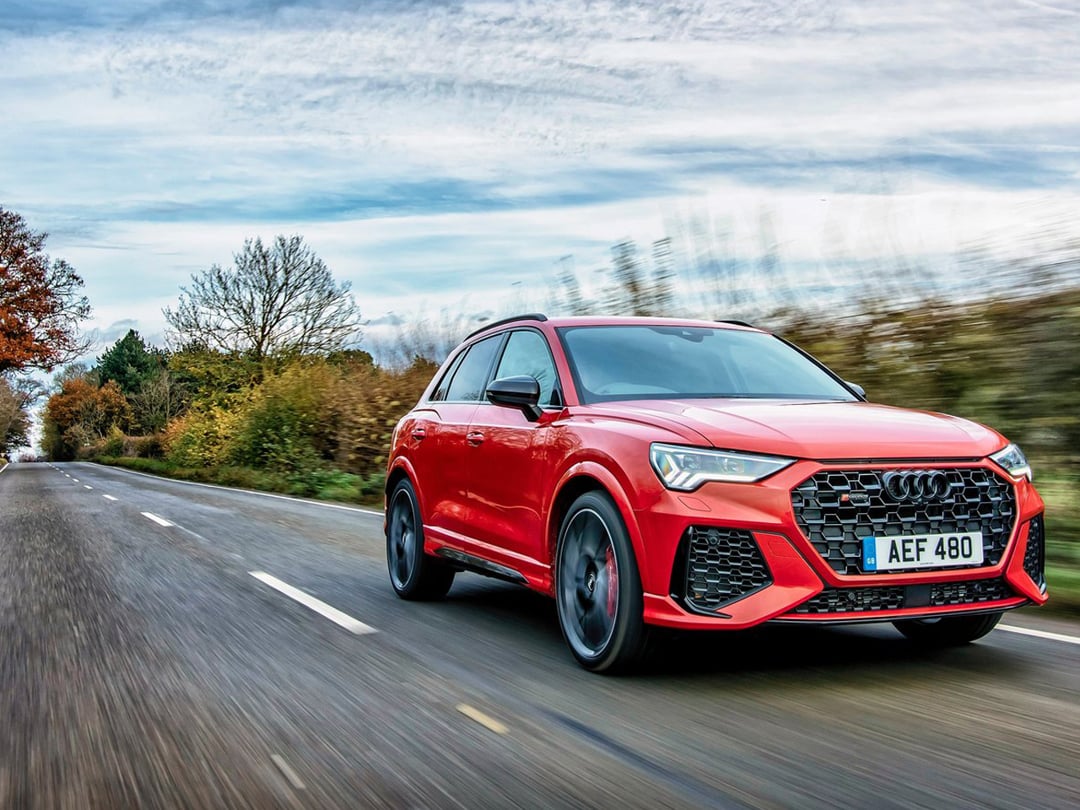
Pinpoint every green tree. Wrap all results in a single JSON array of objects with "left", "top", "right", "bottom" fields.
[{"left": 96, "top": 329, "right": 161, "bottom": 397}]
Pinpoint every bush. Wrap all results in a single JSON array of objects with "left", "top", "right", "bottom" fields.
[
  {"left": 134, "top": 434, "right": 166, "bottom": 459},
  {"left": 100, "top": 426, "right": 125, "bottom": 458},
  {"left": 164, "top": 406, "right": 242, "bottom": 467}
]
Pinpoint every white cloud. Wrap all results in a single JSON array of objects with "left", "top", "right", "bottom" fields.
[{"left": 2, "top": 0, "right": 1078, "bottom": 354}]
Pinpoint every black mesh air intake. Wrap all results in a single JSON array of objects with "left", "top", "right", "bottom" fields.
[
  {"left": 791, "top": 467, "right": 1017, "bottom": 575},
  {"left": 791, "top": 578, "right": 1015, "bottom": 615},
  {"left": 675, "top": 527, "right": 772, "bottom": 612},
  {"left": 1024, "top": 515, "right": 1046, "bottom": 590}
]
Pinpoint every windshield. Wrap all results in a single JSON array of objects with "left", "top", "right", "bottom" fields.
[{"left": 558, "top": 325, "right": 857, "bottom": 403}]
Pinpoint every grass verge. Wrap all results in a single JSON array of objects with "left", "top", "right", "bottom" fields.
[{"left": 95, "top": 456, "right": 385, "bottom": 506}]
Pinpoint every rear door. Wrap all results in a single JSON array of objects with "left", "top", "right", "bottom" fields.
[{"left": 408, "top": 334, "right": 504, "bottom": 543}]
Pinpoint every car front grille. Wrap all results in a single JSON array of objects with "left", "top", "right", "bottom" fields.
[
  {"left": 1024, "top": 515, "right": 1046, "bottom": 590},
  {"left": 789, "top": 577, "right": 1016, "bottom": 615},
  {"left": 676, "top": 527, "right": 772, "bottom": 612},
  {"left": 791, "top": 467, "right": 1017, "bottom": 575}
]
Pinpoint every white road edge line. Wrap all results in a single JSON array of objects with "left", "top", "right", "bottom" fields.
[
  {"left": 141, "top": 512, "right": 174, "bottom": 527},
  {"left": 103, "top": 495, "right": 118, "bottom": 502},
  {"left": 999, "top": 624, "right": 1080, "bottom": 646},
  {"left": 0, "top": 462, "right": 8, "bottom": 475},
  {"left": 88, "top": 463, "right": 383, "bottom": 517},
  {"left": 249, "top": 571, "right": 377, "bottom": 635}
]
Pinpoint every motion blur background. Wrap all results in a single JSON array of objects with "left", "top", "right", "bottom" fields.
[{"left": 2, "top": 1, "right": 1078, "bottom": 607}]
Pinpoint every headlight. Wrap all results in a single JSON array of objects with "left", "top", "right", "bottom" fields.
[
  {"left": 990, "top": 443, "right": 1032, "bottom": 481},
  {"left": 650, "top": 443, "right": 795, "bottom": 490}
]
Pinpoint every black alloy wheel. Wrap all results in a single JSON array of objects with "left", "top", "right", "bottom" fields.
[
  {"left": 893, "top": 611, "right": 1003, "bottom": 646},
  {"left": 386, "top": 479, "right": 455, "bottom": 600},
  {"left": 556, "top": 491, "right": 647, "bottom": 673}
]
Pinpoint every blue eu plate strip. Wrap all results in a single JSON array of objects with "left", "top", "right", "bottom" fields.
[{"left": 862, "top": 537, "right": 878, "bottom": 572}]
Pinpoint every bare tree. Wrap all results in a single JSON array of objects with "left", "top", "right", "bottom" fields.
[
  {"left": 132, "top": 366, "right": 185, "bottom": 433},
  {"left": 164, "top": 235, "right": 363, "bottom": 362}
]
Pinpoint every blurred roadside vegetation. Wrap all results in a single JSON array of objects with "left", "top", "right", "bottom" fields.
[{"left": 40, "top": 227, "right": 1080, "bottom": 612}]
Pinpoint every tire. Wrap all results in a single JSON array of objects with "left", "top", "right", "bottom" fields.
[
  {"left": 386, "top": 479, "right": 455, "bottom": 600},
  {"left": 555, "top": 491, "right": 648, "bottom": 673},
  {"left": 893, "top": 612, "right": 1003, "bottom": 647}
]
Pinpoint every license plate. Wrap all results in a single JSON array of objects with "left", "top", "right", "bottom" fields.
[{"left": 862, "top": 532, "right": 984, "bottom": 572}]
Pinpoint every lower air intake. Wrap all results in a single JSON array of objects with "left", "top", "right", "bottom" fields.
[
  {"left": 1023, "top": 515, "right": 1046, "bottom": 590},
  {"left": 677, "top": 527, "right": 772, "bottom": 612},
  {"left": 792, "top": 578, "right": 1015, "bottom": 615}
]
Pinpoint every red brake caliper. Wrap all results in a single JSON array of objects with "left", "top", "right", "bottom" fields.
[{"left": 605, "top": 545, "right": 619, "bottom": 617}]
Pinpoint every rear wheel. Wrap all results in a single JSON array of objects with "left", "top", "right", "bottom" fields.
[
  {"left": 386, "top": 479, "right": 455, "bottom": 600},
  {"left": 893, "top": 612, "right": 1003, "bottom": 646},
  {"left": 555, "top": 491, "right": 647, "bottom": 673}
]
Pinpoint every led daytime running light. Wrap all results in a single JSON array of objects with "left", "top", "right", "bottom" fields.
[
  {"left": 650, "top": 444, "right": 794, "bottom": 491},
  {"left": 990, "top": 443, "right": 1032, "bottom": 481}
]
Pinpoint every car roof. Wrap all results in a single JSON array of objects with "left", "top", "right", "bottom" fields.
[{"left": 465, "top": 313, "right": 765, "bottom": 341}]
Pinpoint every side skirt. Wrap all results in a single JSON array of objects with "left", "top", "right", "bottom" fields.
[{"left": 435, "top": 548, "right": 529, "bottom": 585}]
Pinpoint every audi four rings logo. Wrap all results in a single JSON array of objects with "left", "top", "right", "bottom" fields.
[{"left": 882, "top": 470, "right": 952, "bottom": 502}]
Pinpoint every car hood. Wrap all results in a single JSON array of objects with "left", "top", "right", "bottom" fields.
[{"left": 598, "top": 399, "right": 1006, "bottom": 460}]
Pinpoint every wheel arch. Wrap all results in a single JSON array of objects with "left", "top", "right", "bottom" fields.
[
  {"left": 385, "top": 459, "right": 421, "bottom": 532},
  {"left": 546, "top": 463, "right": 648, "bottom": 596}
]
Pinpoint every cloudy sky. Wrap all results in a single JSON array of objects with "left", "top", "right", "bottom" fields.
[{"left": 3, "top": 0, "right": 1079, "bottom": 352}]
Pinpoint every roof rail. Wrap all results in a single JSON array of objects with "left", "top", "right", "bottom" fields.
[
  {"left": 464, "top": 313, "right": 548, "bottom": 341},
  {"left": 715, "top": 319, "right": 757, "bottom": 329}
]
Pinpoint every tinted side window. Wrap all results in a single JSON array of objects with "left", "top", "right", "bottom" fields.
[
  {"left": 430, "top": 351, "right": 466, "bottom": 402},
  {"left": 444, "top": 335, "right": 502, "bottom": 402},
  {"left": 493, "top": 330, "right": 559, "bottom": 406}
]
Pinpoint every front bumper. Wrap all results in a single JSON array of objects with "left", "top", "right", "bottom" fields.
[{"left": 635, "top": 459, "right": 1047, "bottom": 631}]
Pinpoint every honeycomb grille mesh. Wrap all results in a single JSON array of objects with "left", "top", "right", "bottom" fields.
[
  {"left": 791, "top": 578, "right": 1015, "bottom": 615},
  {"left": 1024, "top": 515, "right": 1046, "bottom": 589},
  {"left": 930, "top": 578, "right": 1014, "bottom": 606},
  {"left": 682, "top": 527, "right": 771, "bottom": 611},
  {"left": 791, "top": 467, "right": 1017, "bottom": 575},
  {"left": 793, "top": 586, "right": 905, "bottom": 614}
]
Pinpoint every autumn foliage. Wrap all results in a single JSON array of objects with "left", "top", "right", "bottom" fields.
[
  {"left": 43, "top": 378, "right": 131, "bottom": 460},
  {"left": 0, "top": 207, "right": 90, "bottom": 374}
]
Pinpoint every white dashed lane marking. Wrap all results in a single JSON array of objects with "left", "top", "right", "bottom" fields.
[
  {"left": 103, "top": 495, "right": 118, "bottom": 501},
  {"left": 141, "top": 512, "right": 174, "bottom": 527},
  {"left": 249, "top": 572, "right": 377, "bottom": 635},
  {"left": 270, "top": 755, "right": 306, "bottom": 791},
  {"left": 83, "top": 485, "right": 93, "bottom": 490}
]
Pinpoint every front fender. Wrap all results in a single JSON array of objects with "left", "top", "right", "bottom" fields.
[{"left": 547, "top": 459, "right": 655, "bottom": 594}]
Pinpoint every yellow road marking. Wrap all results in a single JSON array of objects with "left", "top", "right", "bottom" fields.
[{"left": 456, "top": 703, "right": 509, "bottom": 735}]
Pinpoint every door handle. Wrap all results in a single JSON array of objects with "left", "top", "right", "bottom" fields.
[
  {"left": 466, "top": 431, "right": 485, "bottom": 446},
  {"left": 411, "top": 427, "right": 427, "bottom": 440}
]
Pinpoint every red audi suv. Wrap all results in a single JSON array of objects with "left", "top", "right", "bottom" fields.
[{"left": 385, "top": 315, "right": 1047, "bottom": 672}]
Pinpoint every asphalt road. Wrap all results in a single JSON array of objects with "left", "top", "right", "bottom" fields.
[{"left": 1, "top": 461, "right": 1078, "bottom": 809}]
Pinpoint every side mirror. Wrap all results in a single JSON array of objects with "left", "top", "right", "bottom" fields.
[
  {"left": 845, "top": 381, "right": 866, "bottom": 399},
  {"left": 486, "top": 376, "right": 543, "bottom": 421}
]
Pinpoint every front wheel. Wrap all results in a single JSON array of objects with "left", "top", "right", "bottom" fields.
[
  {"left": 555, "top": 491, "right": 648, "bottom": 673},
  {"left": 386, "top": 479, "right": 455, "bottom": 600},
  {"left": 893, "top": 612, "right": 1003, "bottom": 646}
]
